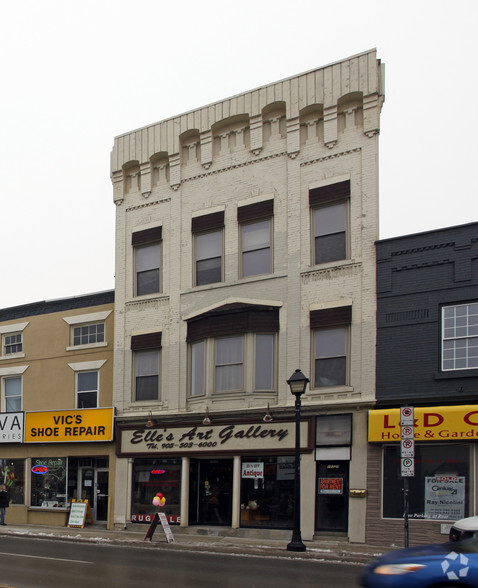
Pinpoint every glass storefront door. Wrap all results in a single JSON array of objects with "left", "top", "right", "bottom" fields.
[
  {"left": 96, "top": 469, "right": 109, "bottom": 522},
  {"left": 189, "top": 459, "right": 233, "bottom": 525},
  {"left": 78, "top": 466, "right": 109, "bottom": 522},
  {"left": 79, "top": 466, "right": 96, "bottom": 518},
  {"left": 316, "top": 461, "right": 349, "bottom": 532}
]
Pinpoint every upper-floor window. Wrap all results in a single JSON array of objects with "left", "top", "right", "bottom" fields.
[
  {"left": 76, "top": 371, "right": 99, "bottom": 408},
  {"left": 215, "top": 335, "right": 244, "bottom": 391},
  {"left": 442, "top": 303, "right": 478, "bottom": 371},
  {"left": 192, "top": 211, "right": 224, "bottom": 286},
  {"left": 190, "top": 333, "right": 276, "bottom": 396},
  {"left": 310, "top": 306, "right": 351, "bottom": 388},
  {"left": 132, "top": 226, "right": 162, "bottom": 296},
  {"left": 309, "top": 180, "right": 350, "bottom": 265},
  {"left": 313, "top": 203, "right": 347, "bottom": 264},
  {"left": 3, "top": 333, "right": 22, "bottom": 355},
  {"left": 0, "top": 365, "right": 28, "bottom": 412},
  {"left": 314, "top": 326, "right": 347, "bottom": 387},
  {"left": 73, "top": 323, "right": 104, "bottom": 346},
  {"left": 187, "top": 304, "right": 278, "bottom": 397},
  {"left": 131, "top": 332, "right": 162, "bottom": 402},
  {"left": 195, "top": 230, "right": 223, "bottom": 286},
  {"left": 3, "top": 376, "right": 22, "bottom": 412},
  {"left": 63, "top": 311, "right": 111, "bottom": 351},
  {"left": 0, "top": 322, "right": 28, "bottom": 359},
  {"left": 238, "top": 199, "right": 274, "bottom": 278},
  {"left": 68, "top": 360, "right": 106, "bottom": 409},
  {"left": 255, "top": 333, "right": 275, "bottom": 390}
]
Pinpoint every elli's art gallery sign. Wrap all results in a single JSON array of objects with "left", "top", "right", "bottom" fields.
[
  {"left": 369, "top": 405, "right": 478, "bottom": 443},
  {"left": 24, "top": 408, "right": 114, "bottom": 443},
  {"left": 119, "top": 421, "right": 311, "bottom": 456}
]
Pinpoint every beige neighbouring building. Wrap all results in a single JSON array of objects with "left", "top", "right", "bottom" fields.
[
  {"left": 111, "top": 50, "right": 385, "bottom": 542},
  {"left": 0, "top": 291, "right": 116, "bottom": 528}
]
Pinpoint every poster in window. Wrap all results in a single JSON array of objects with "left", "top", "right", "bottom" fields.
[
  {"left": 424, "top": 476, "right": 465, "bottom": 520},
  {"left": 241, "top": 462, "right": 264, "bottom": 479},
  {"left": 277, "top": 457, "right": 294, "bottom": 481},
  {"left": 319, "top": 477, "right": 343, "bottom": 495}
]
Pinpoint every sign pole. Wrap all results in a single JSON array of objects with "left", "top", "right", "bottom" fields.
[
  {"left": 403, "top": 477, "right": 409, "bottom": 548},
  {"left": 400, "top": 406, "right": 415, "bottom": 548}
]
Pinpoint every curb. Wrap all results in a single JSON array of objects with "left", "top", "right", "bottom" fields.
[{"left": 0, "top": 525, "right": 383, "bottom": 564}]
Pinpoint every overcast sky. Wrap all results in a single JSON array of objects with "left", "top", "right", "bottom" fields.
[{"left": 1, "top": 0, "right": 476, "bottom": 309}]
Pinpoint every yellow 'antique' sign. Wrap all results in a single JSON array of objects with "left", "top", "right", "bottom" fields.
[
  {"left": 25, "top": 408, "right": 114, "bottom": 443},
  {"left": 369, "top": 405, "right": 478, "bottom": 442}
]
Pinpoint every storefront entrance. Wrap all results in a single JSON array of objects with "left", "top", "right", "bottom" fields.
[
  {"left": 78, "top": 467, "right": 109, "bottom": 522},
  {"left": 189, "top": 458, "right": 233, "bottom": 525},
  {"left": 69, "top": 458, "right": 109, "bottom": 522},
  {"left": 316, "top": 461, "right": 349, "bottom": 533}
]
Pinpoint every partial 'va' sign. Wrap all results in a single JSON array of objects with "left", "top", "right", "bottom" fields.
[{"left": 0, "top": 412, "right": 24, "bottom": 443}]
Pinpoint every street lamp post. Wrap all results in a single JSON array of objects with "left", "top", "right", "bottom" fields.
[{"left": 286, "top": 368, "right": 309, "bottom": 552}]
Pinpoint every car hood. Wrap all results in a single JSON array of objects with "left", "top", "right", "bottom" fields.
[{"left": 375, "top": 542, "right": 460, "bottom": 564}]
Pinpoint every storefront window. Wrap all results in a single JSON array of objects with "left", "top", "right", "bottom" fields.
[
  {"left": 0, "top": 459, "right": 24, "bottom": 504},
  {"left": 240, "top": 457, "right": 294, "bottom": 529},
  {"left": 383, "top": 444, "right": 471, "bottom": 520},
  {"left": 30, "top": 457, "right": 67, "bottom": 508},
  {"left": 131, "top": 458, "right": 181, "bottom": 524}
]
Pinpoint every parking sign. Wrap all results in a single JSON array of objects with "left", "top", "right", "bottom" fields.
[
  {"left": 401, "top": 438, "right": 415, "bottom": 458},
  {"left": 400, "top": 406, "right": 414, "bottom": 426},
  {"left": 401, "top": 457, "right": 415, "bottom": 477}
]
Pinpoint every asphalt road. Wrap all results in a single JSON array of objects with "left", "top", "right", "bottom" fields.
[{"left": 0, "top": 535, "right": 363, "bottom": 587}]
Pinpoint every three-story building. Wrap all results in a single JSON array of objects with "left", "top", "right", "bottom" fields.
[{"left": 111, "top": 50, "right": 385, "bottom": 542}]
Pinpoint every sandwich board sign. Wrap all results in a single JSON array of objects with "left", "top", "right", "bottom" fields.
[
  {"left": 158, "top": 512, "right": 175, "bottom": 543},
  {"left": 144, "top": 512, "right": 175, "bottom": 543},
  {"left": 67, "top": 499, "right": 93, "bottom": 528}
]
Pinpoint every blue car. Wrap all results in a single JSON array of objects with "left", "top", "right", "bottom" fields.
[{"left": 361, "top": 537, "right": 478, "bottom": 587}]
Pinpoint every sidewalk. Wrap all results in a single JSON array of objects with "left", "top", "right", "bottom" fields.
[{"left": 0, "top": 522, "right": 387, "bottom": 564}]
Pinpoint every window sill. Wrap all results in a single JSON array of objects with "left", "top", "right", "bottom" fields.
[
  {"left": 66, "top": 342, "right": 107, "bottom": 351},
  {"left": 303, "top": 259, "right": 358, "bottom": 274},
  {"left": 27, "top": 506, "right": 69, "bottom": 512},
  {"left": 126, "top": 294, "right": 170, "bottom": 306},
  {"left": 308, "top": 386, "right": 354, "bottom": 395},
  {"left": 188, "top": 390, "right": 277, "bottom": 403},
  {"left": 126, "top": 401, "right": 165, "bottom": 409},
  {"left": 434, "top": 369, "right": 478, "bottom": 380},
  {"left": 236, "top": 272, "right": 287, "bottom": 284},
  {"left": 0, "top": 353, "right": 25, "bottom": 361},
  {"left": 183, "top": 272, "right": 288, "bottom": 295}
]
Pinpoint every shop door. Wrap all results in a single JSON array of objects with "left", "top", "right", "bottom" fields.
[
  {"left": 189, "top": 459, "right": 233, "bottom": 526},
  {"left": 316, "top": 461, "right": 349, "bottom": 533},
  {"left": 79, "top": 467, "right": 109, "bottom": 522},
  {"left": 95, "top": 469, "right": 109, "bottom": 522},
  {"left": 79, "top": 467, "right": 96, "bottom": 519}
]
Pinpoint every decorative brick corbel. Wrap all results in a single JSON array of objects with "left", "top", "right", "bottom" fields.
[
  {"left": 324, "top": 105, "right": 337, "bottom": 149},
  {"left": 140, "top": 162, "right": 151, "bottom": 198},
  {"left": 286, "top": 117, "right": 300, "bottom": 159},
  {"left": 200, "top": 130, "right": 213, "bottom": 169},
  {"left": 169, "top": 153, "right": 181, "bottom": 191}
]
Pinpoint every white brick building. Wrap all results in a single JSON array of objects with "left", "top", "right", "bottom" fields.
[{"left": 111, "top": 50, "right": 384, "bottom": 542}]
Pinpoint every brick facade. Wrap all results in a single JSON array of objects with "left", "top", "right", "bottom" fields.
[
  {"left": 368, "top": 222, "right": 478, "bottom": 547},
  {"left": 111, "top": 51, "right": 385, "bottom": 541}
]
